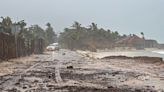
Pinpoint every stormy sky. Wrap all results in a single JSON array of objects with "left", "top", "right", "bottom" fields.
[{"left": 0, "top": 0, "right": 164, "bottom": 43}]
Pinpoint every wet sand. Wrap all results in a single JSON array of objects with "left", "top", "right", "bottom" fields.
[{"left": 0, "top": 50, "right": 164, "bottom": 92}]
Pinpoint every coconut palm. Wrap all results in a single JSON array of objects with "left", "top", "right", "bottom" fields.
[
  {"left": 89, "top": 22, "right": 98, "bottom": 31},
  {"left": 0, "top": 16, "right": 12, "bottom": 34},
  {"left": 17, "top": 20, "right": 27, "bottom": 38},
  {"left": 140, "top": 32, "right": 144, "bottom": 39},
  {"left": 18, "top": 20, "right": 26, "bottom": 30},
  {"left": 46, "top": 23, "right": 57, "bottom": 44},
  {"left": 72, "top": 21, "right": 81, "bottom": 30}
]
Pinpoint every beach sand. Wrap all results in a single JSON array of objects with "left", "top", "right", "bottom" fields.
[{"left": 0, "top": 50, "right": 164, "bottom": 92}]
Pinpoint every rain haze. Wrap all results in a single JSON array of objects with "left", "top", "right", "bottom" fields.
[
  {"left": 1, "top": 1, "right": 164, "bottom": 92},
  {"left": 0, "top": 0, "right": 164, "bottom": 43}
]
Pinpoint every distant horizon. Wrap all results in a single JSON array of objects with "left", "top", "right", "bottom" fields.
[{"left": 0, "top": 0, "right": 163, "bottom": 43}]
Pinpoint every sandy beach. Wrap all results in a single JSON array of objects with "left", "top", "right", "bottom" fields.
[{"left": 0, "top": 50, "right": 164, "bottom": 92}]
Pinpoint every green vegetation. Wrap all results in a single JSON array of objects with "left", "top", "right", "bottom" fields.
[
  {"left": 0, "top": 16, "right": 12, "bottom": 34},
  {"left": 59, "top": 21, "right": 127, "bottom": 51},
  {"left": 1, "top": 17, "right": 153, "bottom": 52},
  {"left": 0, "top": 16, "right": 58, "bottom": 59},
  {"left": 0, "top": 16, "right": 57, "bottom": 46},
  {"left": 46, "top": 23, "right": 57, "bottom": 45}
]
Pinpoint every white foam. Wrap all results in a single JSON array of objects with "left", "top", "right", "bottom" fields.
[{"left": 152, "top": 50, "right": 164, "bottom": 55}]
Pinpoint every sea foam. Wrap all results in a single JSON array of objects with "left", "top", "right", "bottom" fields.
[{"left": 152, "top": 50, "right": 164, "bottom": 55}]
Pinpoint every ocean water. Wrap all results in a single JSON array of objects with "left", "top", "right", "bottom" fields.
[
  {"left": 94, "top": 50, "right": 164, "bottom": 59},
  {"left": 128, "top": 50, "right": 164, "bottom": 59},
  {"left": 152, "top": 50, "right": 164, "bottom": 55}
]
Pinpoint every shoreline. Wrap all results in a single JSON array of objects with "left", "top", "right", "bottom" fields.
[
  {"left": 77, "top": 50, "right": 164, "bottom": 59},
  {"left": 77, "top": 50, "right": 164, "bottom": 91}
]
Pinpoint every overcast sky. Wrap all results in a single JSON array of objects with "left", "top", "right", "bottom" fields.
[{"left": 0, "top": 0, "right": 164, "bottom": 43}]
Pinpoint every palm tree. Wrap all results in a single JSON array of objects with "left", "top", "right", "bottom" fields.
[
  {"left": 72, "top": 21, "right": 81, "bottom": 30},
  {"left": 33, "top": 25, "right": 46, "bottom": 39},
  {"left": 1, "top": 16, "right": 12, "bottom": 34},
  {"left": 107, "top": 29, "right": 111, "bottom": 33},
  {"left": 17, "top": 20, "right": 27, "bottom": 38},
  {"left": 0, "top": 22, "right": 3, "bottom": 32},
  {"left": 18, "top": 20, "right": 26, "bottom": 30},
  {"left": 45, "top": 23, "right": 57, "bottom": 44},
  {"left": 140, "top": 32, "right": 144, "bottom": 39},
  {"left": 89, "top": 22, "right": 98, "bottom": 31},
  {"left": 46, "top": 22, "right": 51, "bottom": 28}
]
